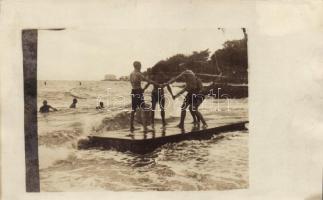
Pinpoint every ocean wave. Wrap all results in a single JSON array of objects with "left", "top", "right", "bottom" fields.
[
  {"left": 92, "top": 109, "right": 179, "bottom": 133},
  {"left": 91, "top": 111, "right": 132, "bottom": 132},
  {"left": 39, "top": 129, "right": 83, "bottom": 147},
  {"left": 39, "top": 146, "right": 74, "bottom": 169},
  {"left": 39, "top": 110, "right": 134, "bottom": 147}
]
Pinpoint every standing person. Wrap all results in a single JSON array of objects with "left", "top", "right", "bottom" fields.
[
  {"left": 129, "top": 61, "right": 159, "bottom": 132},
  {"left": 143, "top": 69, "right": 175, "bottom": 128},
  {"left": 165, "top": 66, "right": 207, "bottom": 129},
  {"left": 184, "top": 76, "right": 204, "bottom": 125},
  {"left": 70, "top": 98, "right": 78, "bottom": 108},
  {"left": 39, "top": 100, "right": 58, "bottom": 113},
  {"left": 188, "top": 77, "right": 207, "bottom": 126}
]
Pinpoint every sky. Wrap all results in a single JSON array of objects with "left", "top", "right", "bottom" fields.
[{"left": 38, "top": 28, "right": 244, "bottom": 80}]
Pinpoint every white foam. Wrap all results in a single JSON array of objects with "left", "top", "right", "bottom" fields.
[{"left": 39, "top": 146, "right": 73, "bottom": 169}]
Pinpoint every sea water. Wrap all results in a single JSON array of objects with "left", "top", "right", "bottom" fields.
[{"left": 37, "top": 80, "right": 248, "bottom": 191}]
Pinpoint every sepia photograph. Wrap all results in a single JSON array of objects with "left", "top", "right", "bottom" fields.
[
  {"left": 30, "top": 28, "right": 249, "bottom": 191},
  {"left": 2, "top": 1, "right": 322, "bottom": 199}
]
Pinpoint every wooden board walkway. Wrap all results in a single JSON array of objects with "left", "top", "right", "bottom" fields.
[{"left": 78, "top": 118, "right": 249, "bottom": 154}]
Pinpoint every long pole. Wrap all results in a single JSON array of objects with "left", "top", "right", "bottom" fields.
[{"left": 22, "top": 29, "right": 40, "bottom": 192}]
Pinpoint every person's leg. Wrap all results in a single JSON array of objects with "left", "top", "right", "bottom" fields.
[
  {"left": 140, "top": 107, "right": 148, "bottom": 132},
  {"left": 139, "top": 94, "right": 149, "bottom": 132},
  {"left": 194, "top": 106, "right": 206, "bottom": 127},
  {"left": 151, "top": 94, "right": 157, "bottom": 128},
  {"left": 159, "top": 95, "right": 166, "bottom": 126},
  {"left": 196, "top": 111, "right": 207, "bottom": 127},
  {"left": 189, "top": 105, "right": 198, "bottom": 124},
  {"left": 194, "top": 95, "right": 207, "bottom": 127},
  {"left": 130, "top": 93, "right": 136, "bottom": 131},
  {"left": 130, "top": 110, "right": 136, "bottom": 131},
  {"left": 177, "top": 99, "right": 189, "bottom": 129}
]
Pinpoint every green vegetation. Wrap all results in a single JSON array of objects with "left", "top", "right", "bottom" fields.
[{"left": 147, "top": 28, "right": 248, "bottom": 84}]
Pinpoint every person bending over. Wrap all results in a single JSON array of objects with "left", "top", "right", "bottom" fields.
[{"left": 165, "top": 66, "right": 207, "bottom": 129}]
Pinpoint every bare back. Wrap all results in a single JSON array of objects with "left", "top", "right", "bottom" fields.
[{"left": 130, "top": 71, "right": 142, "bottom": 90}]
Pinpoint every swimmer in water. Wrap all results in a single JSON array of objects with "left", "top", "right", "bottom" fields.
[
  {"left": 39, "top": 100, "right": 57, "bottom": 113},
  {"left": 96, "top": 101, "right": 104, "bottom": 109},
  {"left": 70, "top": 98, "right": 78, "bottom": 108}
]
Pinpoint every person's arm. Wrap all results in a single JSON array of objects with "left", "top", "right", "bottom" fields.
[
  {"left": 142, "top": 82, "right": 150, "bottom": 91},
  {"left": 173, "top": 87, "right": 186, "bottom": 99},
  {"left": 165, "top": 71, "right": 186, "bottom": 85},
  {"left": 139, "top": 73, "right": 159, "bottom": 86},
  {"left": 49, "top": 105, "right": 58, "bottom": 111},
  {"left": 166, "top": 85, "right": 175, "bottom": 98}
]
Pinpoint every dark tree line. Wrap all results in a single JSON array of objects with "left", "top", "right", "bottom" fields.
[{"left": 147, "top": 29, "right": 248, "bottom": 84}]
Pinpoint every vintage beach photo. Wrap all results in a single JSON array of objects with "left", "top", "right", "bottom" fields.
[{"left": 32, "top": 28, "right": 249, "bottom": 191}]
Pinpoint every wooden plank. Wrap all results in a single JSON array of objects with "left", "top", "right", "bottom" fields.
[{"left": 78, "top": 121, "right": 248, "bottom": 154}]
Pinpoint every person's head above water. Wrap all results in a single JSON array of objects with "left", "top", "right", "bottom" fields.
[
  {"left": 73, "top": 98, "right": 78, "bottom": 104},
  {"left": 43, "top": 100, "right": 47, "bottom": 105},
  {"left": 133, "top": 61, "right": 141, "bottom": 71}
]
